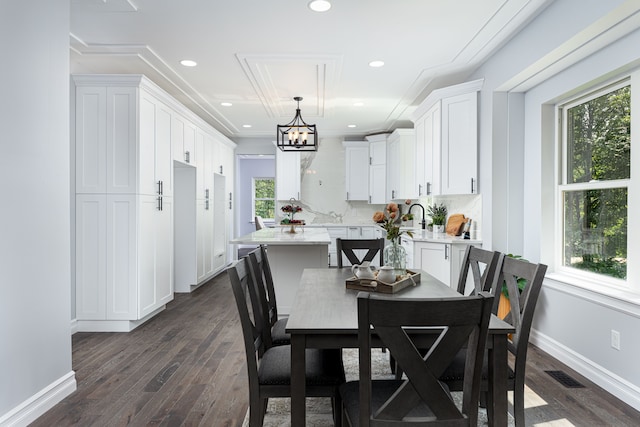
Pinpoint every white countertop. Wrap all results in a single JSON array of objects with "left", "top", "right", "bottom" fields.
[{"left": 231, "top": 227, "right": 331, "bottom": 245}]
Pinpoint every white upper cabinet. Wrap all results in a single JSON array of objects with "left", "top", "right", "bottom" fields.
[
  {"left": 441, "top": 92, "right": 478, "bottom": 195},
  {"left": 172, "top": 114, "right": 196, "bottom": 165},
  {"left": 386, "top": 129, "right": 416, "bottom": 201},
  {"left": 276, "top": 149, "right": 301, "bottom": 201},
  {"left": 75, "top": 76, "right": 174, "bottom": 197},
  {"left": 343, "top": 141, "right": 370, "bottom": 201},
  {"left": 75, "top": 86, "right": 137, "bottom": 194},
  {"left": 139, "top": 92, "right": 173, "bottom": 197},
  {"left": 412, "top": 79, "right": 482, "bottom": 196},
  {"left": 366, "top": 134, "right": 387, "bottom": 204}
]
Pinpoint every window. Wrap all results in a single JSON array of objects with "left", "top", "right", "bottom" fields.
[
  {"left": 559, "top": 81, "right": 630, "bottom": 282},
  {"left": 253, "top": 177, "right": 275, "bottom": 220}
]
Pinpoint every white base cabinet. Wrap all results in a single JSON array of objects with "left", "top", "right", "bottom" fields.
[
  {"left": 75, "top": 194, "right": 173, "bottom": 330},
  {"left": 411, "top": 241, "right": 478, "bottom": 290}
]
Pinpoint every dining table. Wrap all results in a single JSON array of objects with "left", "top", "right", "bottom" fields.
[{"left": 286, "top": 267, "right": 515, "bottom": 426}]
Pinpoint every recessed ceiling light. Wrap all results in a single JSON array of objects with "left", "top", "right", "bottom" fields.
[
  {"left": 353, "top": 102, "right": 364, "bottom": 107},
  {"left": 180, "top": 59, "right": 197, "bottom": 67},
  {"left": 368, "top": 60, "right": 385, "bottom": 68},
  {"left": 347, "top": 124, "right": 357, "bottom": 128},
  {"left": 220, "top": 102, "right": 232, "bottom": 107},
  {"left": 242, "top": 124, "right": 252, "bottom": 128},
  {"left": 308, "top": 0, "right": 331, "bottom": 12}
]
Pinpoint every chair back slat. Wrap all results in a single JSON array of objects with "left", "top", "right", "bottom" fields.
[{"left": 336, "top": 238, "right": 385, "bottom": 268}]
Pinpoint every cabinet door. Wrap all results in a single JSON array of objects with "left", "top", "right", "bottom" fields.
[
  {"left": 75, "top": 194, "right": 107, "bottom": 320},
  {"left": 345, "top": 145, "right": 369, "bottom": 200},
  {"left": 369, "top": 140, "right": 386, "bottom": 204},
  {"left": 138, "top": 195, "right": 158, "bottom": 317},
  {"left": 276, "top": 150, "right": 300, "bottom": 200},
  {"left": 415, "top": 242, "right": 451, "bottom": 286},
  {"left": 441, "top": 92, "right": 477, "bottom": 195},
  {"left": 75, "top": 87, "right": 107, "bottom": 194},
  {"left": 139, "top": 195, "right": 174, "bottom": 318},
  {"left": 212, "top": 173, "right": 227, "bottom": 272},
  {"left": 155, "top": 196, "right": 174, "bottom": 307},
  {"left": 183, "top": 121, "right": 196, "bottom": 166},
  {"left": 171, "top": 114, "right": 186, "bottom": 163},
  {"left": 139, "top": 94, "right": 173, "bottom": 197},
  {"left": 106, "top": 194, "right": 137, "bottom": 320}
]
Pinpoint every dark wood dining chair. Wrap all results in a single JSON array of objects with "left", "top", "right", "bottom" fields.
[
  {"left": 392, "top": 246, "right": 504, "bottom": 379},
  {"left": 247, "top": 245, "right": 290, "bottom": 346},
  {"left": 340, "top": 292, "right": 494, "bottom": 426},
  {"left": 457, "top": 246, "right": 505, "bottom": 296},
  {"left": 227, "top": 258, "right": 345, "bottom": 427},
  {"left": 440, "top": 256, "right": 547, "bottom": 426},
  {"left": 336, "top": 238, "right": 385, "bottom": 268}
]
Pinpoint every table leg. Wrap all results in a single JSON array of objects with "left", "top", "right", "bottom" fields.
[
  {"left": 290, "top": 334, "right": 306, "bottom": 425},
  {"left": 488, "top": 334, "right": 508, "bottom": 426}
]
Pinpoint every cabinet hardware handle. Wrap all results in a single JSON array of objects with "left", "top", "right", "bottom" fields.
[
  {"left": 157, "top": 180, "right": 163, "bottom": 195},
  {"left": 369, "top": 157, "right": 372, "bottom": 165},
  {"left": 205, "top": 200, "right": 209, "bottom": 210},
  {"left": 471, "top": 178, "right": 475, "bottom": 193},
  {"left": 369, "top": 195, "right": 371, "bottom": 203},
  {"left": 346, "top": 192, "right": 349, "bottom": 200},
  {"left": 157, "top": 196, "right": 162, "bottom": 211},
  {"left": 392, "top": 190, "right": 395, "bottom": 199},
  {"left": 220, "top": 165, "right": 223, "bottom": 174},
  {"left": 427, "top": 182, "right": 431, "bottom": 195},
  {"left": 185, "top": 151, "right": 190, "bottom": 163},
  {"left": 229, "top": 192, "right": 233, "bottom": 209},
  {"left": 205, "top": 189, "right": 209, "bottom": 199},
  {"left": 418, "top": 184, "right": 423, "bottom": 196},
  {"left": 444, "top": 245, "right": 449, "bottom": 260}
]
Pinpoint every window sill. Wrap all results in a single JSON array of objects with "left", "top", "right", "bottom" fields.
[{"left": 545, "top": 272, "right": 640, "bottom": 314}]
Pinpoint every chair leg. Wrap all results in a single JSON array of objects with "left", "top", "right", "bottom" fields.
[
  {"left": 249, "top": 399, "right": 264, "bottom": 427},
  {"left": 332, "top": 394, "right": 343, "bottom": 427},
  {"left": 513, "top": 382, "right": 525, "bottom": 426}
]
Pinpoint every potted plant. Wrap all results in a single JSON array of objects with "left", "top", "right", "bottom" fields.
[{"left": 427, "top": 203, "right": 447, "bottom": 233}]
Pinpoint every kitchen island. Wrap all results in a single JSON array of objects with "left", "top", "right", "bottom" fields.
[{"left": 230, "top": 227, "right": 330, "bottom": 315}]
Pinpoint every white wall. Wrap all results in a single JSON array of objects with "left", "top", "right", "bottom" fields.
[
  {"left": 470, "top": 0, "right": 640, "bottom": 410},
  {"left": 0, "top": 0, "right": 76, "bottom": 424}
]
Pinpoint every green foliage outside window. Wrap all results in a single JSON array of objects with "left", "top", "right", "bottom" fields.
[
  {"left": 254, "top": 178, "right": 275, "bottom": 219},
  {"left": 563, "top": 85, "right": 630, "bottom": 279}
]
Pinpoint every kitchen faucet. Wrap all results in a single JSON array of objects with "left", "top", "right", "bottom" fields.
[{"left": 409, "top": 203, "right": 426, "bottom": 230}]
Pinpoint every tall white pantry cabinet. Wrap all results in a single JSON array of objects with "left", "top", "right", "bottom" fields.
[{"left": 73, "top": 75, "right": 234, "bottom": 332}]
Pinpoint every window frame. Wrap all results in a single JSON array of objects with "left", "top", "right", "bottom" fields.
[
  {"left": 556, "top": 78, "right": 631, "bottom": 289},
  {"left": 252, "top": 176, "right": 275, "bottom": 221}
]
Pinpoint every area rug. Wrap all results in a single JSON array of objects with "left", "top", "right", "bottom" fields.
[{"left": 242, "top": 348, "right": 515, "bottom": 426}]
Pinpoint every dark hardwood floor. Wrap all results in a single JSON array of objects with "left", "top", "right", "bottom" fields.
[{"left": 32, "top": 272, "right": 640, "bottom": 426}]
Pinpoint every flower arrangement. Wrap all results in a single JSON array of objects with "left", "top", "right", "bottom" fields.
[
  {"left": 280, "top": 200, "right": 303, "bottom": 224},
  {"left": 427, "top": 203, "right": 448, "bottom": 226},
  {"left": 373, "top": 201, "right": 414, "bottom": 242}
]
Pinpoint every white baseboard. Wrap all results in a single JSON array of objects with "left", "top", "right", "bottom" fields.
[
  {"left": 530, "top": 328, "right": 640, "bottom": 411},
  {"left": 0, "top": 371, "right": 76, "bottom": 427}
]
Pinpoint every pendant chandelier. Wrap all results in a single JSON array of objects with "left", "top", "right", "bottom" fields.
[{"left": 276, "top": 96, "right": 318, "bottom": 152}]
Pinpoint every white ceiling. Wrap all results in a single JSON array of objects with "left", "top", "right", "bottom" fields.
[{"left": 70, "top": 0, "right": 552, "bottom": 140}]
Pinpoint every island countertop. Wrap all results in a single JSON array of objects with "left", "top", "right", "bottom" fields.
[{"left": 231, "top": 227, "right": 331, "bottom": 246}]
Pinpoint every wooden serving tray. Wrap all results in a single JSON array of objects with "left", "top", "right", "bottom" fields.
[{"left": 346, "top": 270, "right": 421, "bottom": 294}]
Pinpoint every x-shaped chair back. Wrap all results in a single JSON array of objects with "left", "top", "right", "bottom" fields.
[
  {"left": 357, "top": 292, "right": 493, "bottom": 425},
  {"left": 456, "top": 246, "right": 504, "bottom": 296},
  {"left": 336, "top": 238, "right": 385, "bottom": 268}
]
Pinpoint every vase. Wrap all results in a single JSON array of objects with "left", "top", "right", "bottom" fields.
[
  {"left": 433, "top": 224, "right": 445, "bottom": 234},
  {"left": 383, "top": 239, "right": 406, "bottom": 277}
]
